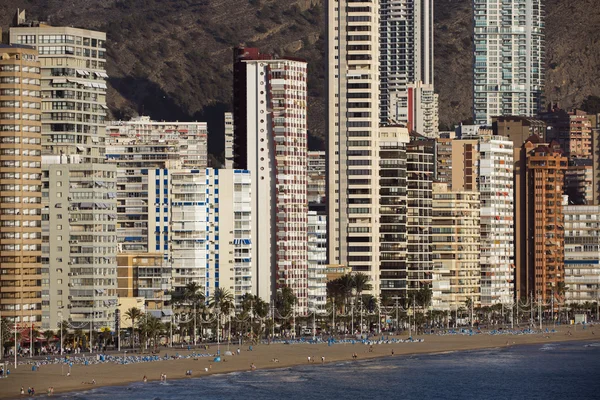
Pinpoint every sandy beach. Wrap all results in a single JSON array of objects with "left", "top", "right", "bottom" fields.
[{"left": 1, "top": 325, "right": 598, "bottom": 399}]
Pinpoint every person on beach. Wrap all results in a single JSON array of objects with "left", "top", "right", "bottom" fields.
[
  {"left": 251, "top": 363, "right": 256, "bottom": 370},
  {"left": 307, "top": 356, "right": 311, "bottom": 363},
  {"left": 20, "top": 387, "right": 25, "bottom": 395},
  {"left": 143, "top": 375, "right": 147, "bottom": 383},
  {"left": 391, "top": 349, "right": 394, "bottom": 356}
]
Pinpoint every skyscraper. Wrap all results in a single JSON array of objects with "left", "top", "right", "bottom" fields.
[
  {"left": 11, "top": 15, "right": 118, "bottom": 331},
  {"left": 327, "top": 0, "right": 382, "bottom": 292},
  {"left": 233, "top": 48, "right": 308, "bottom": 312},
  {"left": 380, "top": 0, "right": 438, "bottom": 137},
  {"left": 473, "top": 0, "right": 545, "bottom": 124},
  {"left": 0, "top": 44, "right": 42, "bottom": 327}
]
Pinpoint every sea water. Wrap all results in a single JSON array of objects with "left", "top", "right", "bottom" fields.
[{"left": 57, "top": 341, "right": 600, "bottom": 399}]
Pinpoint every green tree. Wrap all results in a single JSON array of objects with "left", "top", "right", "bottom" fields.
[
  {"left": 125, "top": 307, "right": 143, "bottom": 349},
  {"left": 275, "top": 286, "right": 297, "bottom": 317},
  {"left": 352, "top": 272, "right": 372, "bottom": 299},
  {"left": 140, "top": 315, "right": 164, "bottom": 351}
]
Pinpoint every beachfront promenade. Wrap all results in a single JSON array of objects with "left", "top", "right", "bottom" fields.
[{"left": 0, "top": 325, "right": 597, "bottom": 398}]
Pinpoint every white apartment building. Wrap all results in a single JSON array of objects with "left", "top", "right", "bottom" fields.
[
  {"left": 479, "top": 134, "right": 514, "bottom": 305},
  {"left": 473, "top": 0, "right": 545, "bottom": 124},
  {"left": 327, "top": 0, "right": 382, "bottom": 294},
  {"left": 233, "top": 48, "right": 308, "bottom": 312},
  {"left": 169, "top": 169, "right": 252, "bottom": 305},
  {"left": 380, "top": 0, "right": 438, "bottom": 137},
  {"left": 308, "top": 211, "right": 327, "bottom": 312},
  {"left": 432, "top": 183, "right": 481, "bottom": 310},
  {"left": 564, "top": 205, "right": 600, "bottom": 304}
]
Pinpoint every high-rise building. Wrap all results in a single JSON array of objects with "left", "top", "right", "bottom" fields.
[
  {"left": 10, "top": 18, "right": 109, "bottom": 163},
  {"left": 307, "top": 211, "right": 327, "bottom": 312},
  {"left": 493, "top": 116, "right": 546, "bottom": 299},
  {"left": 168, "top": 168, "right": 252, "bottom": 306},
  {"left": 378, "top": 126, "right": 409, "bottom": 298},
  {"left": 105, "top": 117, "right": 208, "bottom": 254},
  {"left": 563, "top": 205, "right": 600, "bottom": 304},
  {"left": 380, "top": 0, "right": 438, "bottom": 137},
  {"left": 10, "top": 17, "right": 119, "bottom": 331},
  {"left": 473, "top": 0, "right": 545, "bottom": 124},
  {"left": 431, "top": 183, "right": 480, "bottom": 310},
  {"left": 478, "top": 134, "right": 514, "bottom": 305},
  {"left": 405, "top": 133, "right": 434, "bottom": 296},
  {"left": 233, "top": 48, "right": 308, "bottom": 311},
  {"left": 522, "top": 138, "right": 567, "bottom": 302},
  {"left": 327, "top": 1, "right": 381, "bottom": 292},
  {"left": 42, "top": 163, "right": 118, "bottom": 331},
  {"left": 0, "top": 44, "right": 42, "bottom": 327}
]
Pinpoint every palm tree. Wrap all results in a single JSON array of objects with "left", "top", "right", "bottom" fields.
[
  {"left": 140, "top": 315, "right": 164, "bottom": 351},
  {"left": 125, "top": 307, "right": 143, "bottom": 349},
  {"left": 353, "top": 272, "right": 373, "bottom": 299},
  {"left": 209, "top": 288, "right": 235, "bottom": 342},
  {"left": 183, "top": 282, "right": 205, "bottom": 308},
  {"left": 209, "top": 288, "right": 235, "bottom": 316}
]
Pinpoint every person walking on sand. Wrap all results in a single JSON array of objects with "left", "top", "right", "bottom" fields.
[
  {"left": 321, "top": 356, "right": 325, "bottom": 365},
  {"left": 307, "top": 356, "right": 311, "bottom": 363},
  {"left": 251, "top": 363, "right": 256, "bottom": 370},
  {"left": 20, "top": 387, "right": 24, "bottom": 395},
  {"left": 143, "top": 375, "right": 147, "bottom": 383}
]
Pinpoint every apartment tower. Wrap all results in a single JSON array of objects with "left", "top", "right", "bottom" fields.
[
  {"left": 11, "top": 15, "right": 118, "bottom": 331},
  {"left": 380, "top": 0, "right": 438, "bottom": 137},
  {"left": 523, "top": 139, "right": 567, "bottom": 302},
  {"left": 327, "top": 0, "right": 382, "bottom": 294},
  {"left": 473, "top": 0, "right": 545, "bottom": 124},
  {"left": 0, "top": 44, "right": 42, "bottom": 327},
  {"left": 233, "top": 48, "right": 308, "bottom": 312}
]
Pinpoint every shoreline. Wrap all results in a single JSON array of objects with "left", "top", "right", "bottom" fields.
[{"left": 1, "top": 326, "right": 598, "bottom": 399}]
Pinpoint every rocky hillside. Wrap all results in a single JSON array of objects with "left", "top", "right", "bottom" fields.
[{"left": 1, "top": 0, "right": 599, "bottom": 154}]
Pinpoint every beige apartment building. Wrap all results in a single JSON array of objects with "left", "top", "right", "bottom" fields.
[
  {"left": 327, "top": 1, "right": 382, "bottom": 293},
  {"left": 432, "top": 183, "right": 480, "bottom": 310},
  {"left": 0, "top": 44, "right": 43, "bottom": 326},
  {"left": 10, "top": 15, "right": 118, "bottom": 331}
]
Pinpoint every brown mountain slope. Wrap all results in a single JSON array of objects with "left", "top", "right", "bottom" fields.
[{"left": 1, "top": 0, "right": 599, "bottom": 153}]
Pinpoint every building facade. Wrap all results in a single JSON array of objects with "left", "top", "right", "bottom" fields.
[
  {"left": 479, "top": 134, "right": 515, "bottom": 305},
  {"left": 405, "top": 134, "right": 434, "bottom": 297},
  {"left": 0, "top": 44, "right": 43, "bottom": 326},
  {"left": 307, "top": 211, "right": 327, "bottom": 312},
  {"left": 327, "top": 1, "right": 381, "bottom": 293},
  {"left": 523, "top": 140, "right": 567, "bottom": 302},
  {"left": 563, "top": 205, "right": 600, "bottom": 304},
  {"left": 233, "top": 48, "right": 308, "bottom": 312},
  {"left": 10, "top": 21, "right": 119, "bottom": 331},
  {"left": 378, "top": 127, "right": 409, "bottom": 299},
  {"left": 473, "top": 0, "right": 545, "bottom": 124},
  {"left": 432, "top": 183, "right": 480, "bottom": 310},
  {"left": 169, "top": 168, "right": 252, "bottom": 306},
  {"left": 380, "top": 0, "right": 438, "bottom": 137}
]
